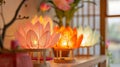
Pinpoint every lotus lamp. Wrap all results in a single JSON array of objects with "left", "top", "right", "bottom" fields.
[
  {"left": 53, "top": 26, "right": 83, "bottom": 63},
  {"left": 77, "top": 26, "right": 100, "bottom": 56},
  {"left": 15, "top": 15, "right": 60, "bottom": 67}
]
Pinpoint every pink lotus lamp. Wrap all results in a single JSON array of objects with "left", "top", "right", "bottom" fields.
[
  {"left": 16, "top": 16, "right": 60, "bottom": 49},
  {"left": 15, "top": 16, "right": 60, "bottom": 67}
]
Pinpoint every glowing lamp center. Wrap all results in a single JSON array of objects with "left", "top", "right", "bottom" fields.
[
  {"left": 32, "top": 40, "right": 38, "bottom": 45},
  {"left": 62, "top": 40, "right": 68, "bottom": 47}
]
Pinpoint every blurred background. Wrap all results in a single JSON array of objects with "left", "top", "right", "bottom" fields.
[{"left": 107, "top": 0, "right": 120, "bottom": 67}]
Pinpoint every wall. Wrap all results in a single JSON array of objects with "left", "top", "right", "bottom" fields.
[{"left": 0, "top": 0, "right": 55, "bottom": 49}]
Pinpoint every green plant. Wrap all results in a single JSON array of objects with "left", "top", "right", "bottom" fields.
[{"left": 47, "top": 0, "right": 95, "bottom": 27}]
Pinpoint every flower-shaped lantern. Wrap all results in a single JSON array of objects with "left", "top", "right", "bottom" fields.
[
  {"left": 78, "top": 26, "right": 100, "bottom": 47},
  {"left": 16, "top": 16, "right": 60, "bottom": 49},
  {"left": 54, "top": 26, "right": 83, "bottom": 49},
  {"left": 53, "top": 26, "right": 83, "bottom": 63},
  {"left": 15, "top": 15, "right": 60, "bottom": 66},
  {"left": 77, "top": 26, "right": 100, "bottom": 56}
]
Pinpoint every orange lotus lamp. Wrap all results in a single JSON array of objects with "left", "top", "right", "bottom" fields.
[
  {"left": 15, "top": 16, "right": 60, "bottom": 67},
  {"left": 53, "top": 26, "right": 83, "bottom": 63},
  {"left": 54, "top": 26, "right": 83, "bottom": 49}
]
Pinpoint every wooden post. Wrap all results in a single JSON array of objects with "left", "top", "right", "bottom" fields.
[
  {"left": 87, "top": 47, "right": 90, "bottom": 56},
  {"left": 56, "top": 50, "right": 59, "bottom": 59},
  {"left": 60, "top": 50, "right": 62, "bottom": 58},
  {"left": 37, "top": 52, "right": 40, "bottom": 63},
  {"left": 93, "top": 46, "right": 96, "bottom": 55},
  {"left": 77, "top": 48, "right": 80, "bottom": 56},
  {"left": 82, "top": 47, "right": 84, "bottom": 55},
  {"left": 100, "top": 0, "right": 106, "bottom": 55},
  {"left": 98, "top": 61, "right": 106, "bottom": 67},
  {"left": 99, "top": 0, "right": 107, "bottom": 67},
  {"left": 29, "top": 52, "right": 33, "bottom": 58},
  {"left": 43, "top": 50, "right": 46, "bottom": 65},
  {"left": 70, "top": 50, "right": 73, "bottom": 58}
]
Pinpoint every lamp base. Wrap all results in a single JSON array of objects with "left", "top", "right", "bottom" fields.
[{"left": 54, "top": 57, "right": 75, "bottom": 63}]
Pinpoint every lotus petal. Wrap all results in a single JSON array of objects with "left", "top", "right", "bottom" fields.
[
  {"left": 44, "top": 22, "right": 50, "bottom": 32},
  {"left": 44, "top": 31, "right": 50, "bottom": 48},
  {"left": 31, "top": 15, "right": 39, "bottom": 24},
  {"left": 24, "top": 22, "right": 33, "bottom": 34},
  {"left": 15, "top": 31, "right": 27, "bottom": 48},
  {"left": 76, "top": 34, "right": 83, "bottom": 47},
  {"left": 33, "top": 21, "right": 43, "bottom": 38},
  {"left": 44, "top": 16, "right": 53, "bottom": 31},
  {"left": 70, "top": 34, "right": 77, "bottom": 48},
  {"left": 77, "top": 26, "right": 83, "bottom": 38},
  {"left": 26, "top": 30, "right": 39, "bottom": 49},
  {"left": 39, "top": 31, "right": 49, "bottom": 48},
  {"left": 46, "top": 33, "right": 60, "bottom": 48},
  {"left": 38, "top": 16, "right": 45, "bottom": 26}
]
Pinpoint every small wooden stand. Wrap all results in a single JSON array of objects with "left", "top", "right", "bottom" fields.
[
  {"left": 32, "top": 49, "right": 49, "bottom": 67},
  {"left": 76, "top": 46, "right": 96, "bottom": 57},
  {"left": 54, "top": 49, "right": 75, "bottom": 63}
]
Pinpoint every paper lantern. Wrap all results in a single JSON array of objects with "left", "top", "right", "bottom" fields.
[
  {"left": 77, "top": 26, "right": 100, "bottom": 56},
  {"left": 54, "top": 26, "right": 83, "bottom": 49},
  {"left": 77, "top": 26, "right": 100, "bottom": 47},
  {"left": 15, "top": 16, "right": 60, "bottom": 67},
  {"left": 15, "top": 16, "right": 60, "bottom": 49},
  {"left": 53, "top": 26, "right": 83, "bottom": 63}
]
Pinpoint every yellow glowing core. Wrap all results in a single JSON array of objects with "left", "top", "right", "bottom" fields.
[
  {"left": 62, "top": 40, "right": 67, "bottom": 47},
  {"left": 32, "top": 40, "right": 38, "bottom": 45}
]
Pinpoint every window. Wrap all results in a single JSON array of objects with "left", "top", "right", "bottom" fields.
[
  {"left": 107, "top": 0, "right": 120, "bottom": 42},
  {"left": 107, "top": 0, "right": 120, "bottom": 64},
  {"left": 108, "top": 0, "right": 120, "bottom": 15}
]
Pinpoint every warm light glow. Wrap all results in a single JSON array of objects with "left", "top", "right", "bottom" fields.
[
  {"left": 15, "top": 15, "right": 60, "bottom": 49},
  {"left": 81, "top": 40, "right": 85, "bottom": 46},
  {"left": 77, "top": 26, "right": 100, "bottom": 47},
  {"left": 32, "top": 40, "right": 38, "bottom": 45},
  {"left": 62, "top": 40, "right": 67, "bottom": 47},
  {"left": 54, "top": 26, "right": 83, "bottom": 49}
]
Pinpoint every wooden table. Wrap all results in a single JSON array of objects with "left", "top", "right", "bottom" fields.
[{"left": 49, "top": 55, "right": 106, "bottom": 67}]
